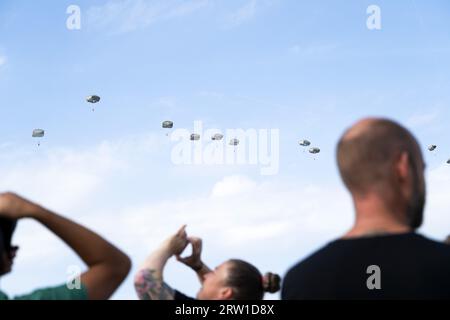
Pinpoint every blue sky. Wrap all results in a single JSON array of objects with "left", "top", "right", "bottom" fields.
[{"left": 0, "top": 0, "right": 450, "bottom": 299}]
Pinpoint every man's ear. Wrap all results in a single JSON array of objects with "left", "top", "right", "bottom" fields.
[
  {"left": 219, "top": 287, "right": 233, "bottom": 300},
  {"left": 395, "top": 152, "right": 410, "bottom": 183}
]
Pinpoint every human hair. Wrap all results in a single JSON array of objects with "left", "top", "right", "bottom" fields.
[
  {"left": 337, "top": 118, "right": 420, "bottom": 197},
  {"left": 225, "top": 259, "right": 281, "bottom": 300}
]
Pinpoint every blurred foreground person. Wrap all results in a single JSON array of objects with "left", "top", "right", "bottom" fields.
[
  {"left": 0, "top": 193, "right": 131, "bottom": 300},
  {"left": 445, "top": 235, "right": 450, "bottom": 245},
  {"left": 283, "top": 118, "right": 450, "bottom": 299},
  {"left": 135, "top": 226, "right": 280, "bottom": 300}
]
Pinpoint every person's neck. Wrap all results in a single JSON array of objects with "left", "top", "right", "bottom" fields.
[{"left": 343, "top": 195, "right": 412, "bottom": 239}]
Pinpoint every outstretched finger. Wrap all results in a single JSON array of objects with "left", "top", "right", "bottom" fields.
[
  {"left": 189, "top": 237, "right": 202, "bottom": 255},
  {"left": 176, "top": 224, "right": 187, "bottom": 237}
]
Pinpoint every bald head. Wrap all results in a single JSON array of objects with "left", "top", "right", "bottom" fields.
[{"left": 337, "top": 118, "right": 422, "bottom": 196}]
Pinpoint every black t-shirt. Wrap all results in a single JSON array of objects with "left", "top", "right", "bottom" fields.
[
  {"left": 282, "top": 233, "right": 450, "bottom": 299},
  {"left": 174, "top": 290, "right": 195, "bottom": 301}
]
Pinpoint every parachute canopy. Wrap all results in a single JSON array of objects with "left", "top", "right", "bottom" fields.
[
  {"left": 212, "top": 133, "right": 224, "bottom": 141},
  {"left": 86, "top": 95, "right": 101, "bottom": 103},
  {"left": 162, "top": 121, "right": 174, "bottom": 129},
  {"left": 309, "top": 147, "right": 320, "bottom": 154},
  {"left": 32, "top": 129, "right": 45, "bottom": 138},
  {"left": 299, "top": 140, "right": 311, "bottom": 147},
  {"left": 428, "top": 145, "right": 437, "bottom": 151},
  {"left": 229, "top": 138, "right": 240, "bottom": 146},
  {"left": 190, "top": 133, "right": 200, "bottom": 141}
]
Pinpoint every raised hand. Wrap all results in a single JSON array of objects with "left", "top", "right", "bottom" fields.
[{"left": 176, "top": 236, "right": 203, "bottom": 270}]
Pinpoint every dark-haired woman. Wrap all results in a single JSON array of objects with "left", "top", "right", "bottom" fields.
[{"left": 134, "top": 225, "right": 280, "bottom": 300}]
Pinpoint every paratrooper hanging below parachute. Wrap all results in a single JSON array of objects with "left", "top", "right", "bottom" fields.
[
  {"left": 162, "top": 121, "right": 174, "bottom": 137},
  {"left": 86, "top": 95, "right": 101, "bottom": 111},
  {"left": 32, "top": 129, "right": 45, "bottom": 147}
]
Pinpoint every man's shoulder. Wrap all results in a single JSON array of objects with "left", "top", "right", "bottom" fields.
[
  {"left": 282, "top": 234, "right": 450, "bottom": 299},
  {"left": 282, "top": 241, "right": 341, "bottom": 299},
  {"left": 414, "top": 234, "right": 450, "bottom": 250},
  {"left": 285, "top": 241, "right": 339, "bottom": 280},
  {"left": 413, "top": 234, "right": 450, "bottom": 262},
  {"left": 287, "top": 234, "right": 450, "bottom": 269}
]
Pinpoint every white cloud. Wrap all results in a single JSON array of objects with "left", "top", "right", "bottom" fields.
[
  {"left": 0, "top": 133, "right": 160, "bottom": 213},
  {"left": 224, "top": 0, "right": 275, "bottom": 28},
  {"left": 110, "top": 178, "right": 353, "bottom": 261},
  {"left": 211, "top": 175, "right": 256, "bottom": 197},
  {"left": 165, "top": 0, "right": 210, "bottom": 19},
  {"left": 87, "top": 0, "right": 210, "bottom": 34},
  {"left": 226, "top": 0, "right": 258, "bottom": 28},
  {"left": 0, "top": 146, "right": 118, "bottom": 213}
]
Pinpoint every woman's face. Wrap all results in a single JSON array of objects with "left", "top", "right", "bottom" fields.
[
  {"left": 196, "top": 262, "right": 233, "bottom": 300},
  {"left": 0, "top": 246, "right": 18, "bottom": 276}
]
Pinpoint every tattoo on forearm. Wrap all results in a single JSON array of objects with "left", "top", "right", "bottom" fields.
[{"left": 134, "top": 269, "right": 175, "bottom": 300}]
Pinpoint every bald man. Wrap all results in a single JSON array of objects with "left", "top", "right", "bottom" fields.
[{"left": 282, "top": 118, "right": 450, "bottom": 299}]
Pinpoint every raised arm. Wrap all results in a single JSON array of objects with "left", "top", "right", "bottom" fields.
[
  {"left": 134, "top": 225, "right": 188, "bottom": 300},
  {"left": 0, "top": 192, "right": 131, "bottom": 300}
]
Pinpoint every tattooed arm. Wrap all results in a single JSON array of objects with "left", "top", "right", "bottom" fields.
[
  {"left": 134, "top": 226, "right": 188, "bottom": 300},
  {"left": 134, "top": 269, "right": 175, "bottom": 300}
]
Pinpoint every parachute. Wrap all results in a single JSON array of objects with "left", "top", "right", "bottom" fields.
[
  {"left": 86, "top": 95, "right": 100, "bottom": 103},
  {"left": 299, "top": 140, "right": 311, "bottom": 147},
  {"left": 428, "top": 145, "right": 437, "bottom": 152},
  {"left": 447, "top": 159, "right": 450, "bottom": 165},
  {"left": 212, "top": 133, "right": 224, "bottom": 141},
  {"left": 162, "top": 121, "right": 174, "bottom": 129},
  {"left": 162, "top": 121, "right": 174, "bottom": 137},
  {"left": 86, "top": 95, "right": 101, "bottom": 111},
  {"left": 229, "top": 138, "right": 240, "bottom": 153},
  {"left": 309, "top": 147, "right": 320, "bottom": 154},
  {"left": 32, "top": 129, "right": 45, "bottom": 138},
  {"left": 190, "top": 133, "right": 200, "bottom": 141},
  {"left": 32, "top": 129, "right": 45, "bottom": 146}
]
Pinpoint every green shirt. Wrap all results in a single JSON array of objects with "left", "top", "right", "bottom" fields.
[{"left": 0, "top": 283, "right": 88, "bottom": 300}]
